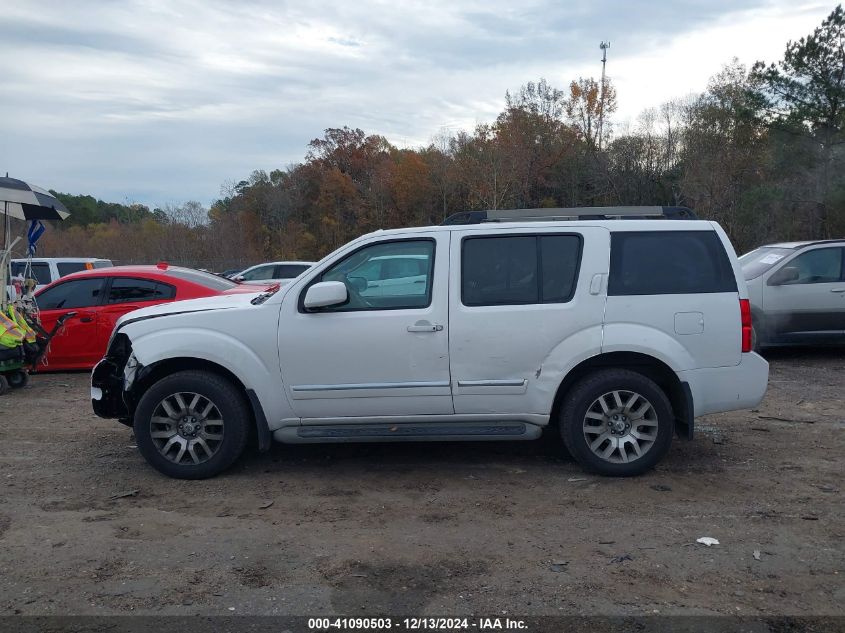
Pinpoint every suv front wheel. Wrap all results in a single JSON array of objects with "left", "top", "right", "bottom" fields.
[
  {"left": 560, "top": 369, "right": 674, "bottom": 476},
  {"left": 134, "top": 370, "right": 250, "bottom": 479}
]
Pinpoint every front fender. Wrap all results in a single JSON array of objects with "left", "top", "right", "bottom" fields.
[{"left": 128, "top": 327, "right": 293, "bottom": 431}]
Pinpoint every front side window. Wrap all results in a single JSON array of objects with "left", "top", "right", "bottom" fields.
[
  {"left": 107, "top": 278, "right": 175, "bottom": 303},
  {"left": 783, "top": 247, "right": 843, "bottom": 284},
  {"left": 37, "top": 278, "right": 105, "bottom": 310},
  {"left": 608, "top": 231, "right": 737, "bottom": 296},
  {"left": 383, "top": 257, "right": 427, "bottom": 279},
  {"left": 353, "top": 259, "right": 383, "bottom": 282},
  {"left": 312, "top": 239, "right": 435, "bottom": 311},
  {"left": 462, "top": 234, "right": 581, "bottom": 306}
]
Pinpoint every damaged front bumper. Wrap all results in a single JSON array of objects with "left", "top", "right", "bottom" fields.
[{"left": 91, "top": 334, "right": 139, "bottom": 424}]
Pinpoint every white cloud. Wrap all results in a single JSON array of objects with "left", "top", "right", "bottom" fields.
[{"left": 0, "top": 0, "right": 834, "bottom": 207}]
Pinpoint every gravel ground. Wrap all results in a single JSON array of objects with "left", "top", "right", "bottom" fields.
[{"left": 0, "top": 348, "right": 842, "bottom": 617}]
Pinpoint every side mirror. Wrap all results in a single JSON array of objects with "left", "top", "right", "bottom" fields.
[
  {"left": 303, "top": 281, "right": 348, "bottom": 309},
  {"left": 234, "top": 275, "right": 245, "bottom": 282},
  {"left": 769, "top": 266, "right": 799, "bottom": 285}
]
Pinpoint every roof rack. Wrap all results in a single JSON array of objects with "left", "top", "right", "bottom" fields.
[{"left": 441, "top": 206, "right": 697, "bottom": 225}]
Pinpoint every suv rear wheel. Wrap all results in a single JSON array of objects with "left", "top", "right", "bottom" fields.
[
  {"left": 560, "top": 369, "right": 673, "bottom": 476},
  {"left": 134, "top": 370, "right": 250, "bottom": 479}
]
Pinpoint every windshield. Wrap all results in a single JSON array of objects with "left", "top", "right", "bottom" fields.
[
  {"left": 164, "top": 267, "right": 238, "bottom": 290},
  {"left": 739, "top": 247, "right": 795, "bottom": 280}
]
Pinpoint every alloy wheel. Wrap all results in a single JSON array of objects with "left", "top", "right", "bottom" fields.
[
  {"left": 149, "top": 392, "right": 225, "bottom": 465},
  {"left": 582, "top": 390, "right": 659, "bottom": 464}
]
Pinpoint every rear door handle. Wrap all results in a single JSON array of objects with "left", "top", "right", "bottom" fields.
[
  {"left": 831, "top": 288, "right": 845, "bottom": 293},
  {"left": 407, "top": 321, "right": 443, "bottom": 333},
  {"left": 79, "top": 316, "right": 94, "bottom": 323}
]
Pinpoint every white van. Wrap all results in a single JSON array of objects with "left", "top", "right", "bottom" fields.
[{"left": 10, "top": 257, "right": 113, "bottom": 293}]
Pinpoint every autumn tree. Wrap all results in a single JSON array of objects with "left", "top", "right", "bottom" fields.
[
  {"left": 566, "top": 77, "right": 617, "bottom": 150},
  {"left": 498, "top": 79, "right": 576, "bottom": 207}
]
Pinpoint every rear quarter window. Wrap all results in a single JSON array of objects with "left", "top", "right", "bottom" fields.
[
  {"left": 609, "top": 231, "right": 737, "bottom": 296},
  {"left": 275, "top": 264, "right": 311, "bottom": 278}
]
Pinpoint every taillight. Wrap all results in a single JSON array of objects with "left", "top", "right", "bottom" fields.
[{"left": 739, "top": 299, "right": 752, "bottom": 353}]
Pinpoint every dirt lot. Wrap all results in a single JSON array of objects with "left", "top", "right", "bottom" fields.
[{"left": 0, "top": 349, "right": 843, "bottom": 618}]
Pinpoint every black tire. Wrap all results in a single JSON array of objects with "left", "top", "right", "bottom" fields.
[
  {"left": 0, "top": 375, "right": 8, "bottom": 396},
  {"left": 7, "top": 371, "right": 28, "bottom": 389},
  {"left": 560, "top": 369, "right": 674, "bottom": 477},
  {"left": 134, "top": 370, "right": 250, "bottom": 479}
]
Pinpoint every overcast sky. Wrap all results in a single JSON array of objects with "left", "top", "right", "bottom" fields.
[{"left": 0, "top": 0, "right": 834, "bottom": 209}]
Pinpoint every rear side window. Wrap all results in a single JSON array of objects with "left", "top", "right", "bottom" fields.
[
  {"left": 609, "top": 231, "right": 737, "bottom": 296},
  {"left": 462, "top": 234, "right": 582, "bottom": 306},
  {"left": 57, "top": 262, "right": 87, "bottom": 277},
  {"left": 107, "top": 278, "right": 175, "bottom": 303},
  {"left": 275, "top": 264, "right": 310, "bottom": 278},
  {"left": 240, "top": 265, "right": 276, "bottom": 281}
]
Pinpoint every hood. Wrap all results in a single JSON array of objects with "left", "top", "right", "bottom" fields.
[{"left": 115, "top": 291, "right": 261, "bottom": 328}]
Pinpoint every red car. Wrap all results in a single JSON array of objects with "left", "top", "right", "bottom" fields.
[{"left": 33, "top": 265, "right": 267, "bottom": 370}]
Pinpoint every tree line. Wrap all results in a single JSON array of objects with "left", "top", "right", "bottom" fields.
[{"left": 37, "top": 6, "right": 845, "bottom": 270}]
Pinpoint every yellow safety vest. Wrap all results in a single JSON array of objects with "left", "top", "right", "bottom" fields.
[
  {"left": 0, "top": 312, "right": 24, "bottom": 349},
  {"left": 7, "top": 306, "right": 36, "bottom": 344}
]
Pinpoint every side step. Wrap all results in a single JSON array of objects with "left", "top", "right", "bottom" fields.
[{"left": 274, "top": 421, "right": 542, "bottom": 444}]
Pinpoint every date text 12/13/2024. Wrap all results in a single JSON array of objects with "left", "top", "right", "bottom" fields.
[{"left": 308, "top": 617, "right": 528, "bottom": 630}]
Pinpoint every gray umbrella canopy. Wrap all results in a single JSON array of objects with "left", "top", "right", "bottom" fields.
[{"left": 0, "top": 176, "right": 70, "bottom": 220}]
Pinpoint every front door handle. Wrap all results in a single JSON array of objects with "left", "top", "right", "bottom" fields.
[
  {"left": 830, "top": 288, "right": 845, "bottom": 293},
  {"left": 407, "top": 321, "right": 443, "bottom": 333},
  {"left": 79, "top": 316, "right": 94, "bottom": 323}
]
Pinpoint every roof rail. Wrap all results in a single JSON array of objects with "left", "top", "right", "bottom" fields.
[{"left": 441, "top": 206, "right": 697, "bottom": 225}]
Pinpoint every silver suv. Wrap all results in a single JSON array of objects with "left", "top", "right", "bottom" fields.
[
  {"left": 739, "top": 240, "right": 845, "bottom": 349},
  {"left": 92, "top": 207, "right": 769, "bottom": 479}
]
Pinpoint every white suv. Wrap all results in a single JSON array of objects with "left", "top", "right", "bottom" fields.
[{"left": 91, "top": 207, "right": 769, "bottom": 479}]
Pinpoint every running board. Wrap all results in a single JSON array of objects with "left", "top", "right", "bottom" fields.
[{"left": 273, "top": 421, "right": 542, "bottom": 444}]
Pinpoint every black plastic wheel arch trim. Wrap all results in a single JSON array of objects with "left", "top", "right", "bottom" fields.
[
  {"left": 246, "top": 389, "right": 272, "bottom": 452},
  {"left": 675, "top": 381, "right": 695, "bottom": 441}
]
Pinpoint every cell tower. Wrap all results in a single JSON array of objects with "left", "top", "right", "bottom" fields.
[{"left": 598, "top": 41, "right": 610, "bottom": 151}]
